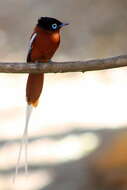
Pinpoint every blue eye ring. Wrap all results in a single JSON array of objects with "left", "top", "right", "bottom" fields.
[{"left": 52, "top": 23, "right": 57, "bottom": 29}]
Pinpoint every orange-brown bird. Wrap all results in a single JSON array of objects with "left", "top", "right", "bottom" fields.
[{"left": 14, "top": 17, "right": 69, "bottom": 180}]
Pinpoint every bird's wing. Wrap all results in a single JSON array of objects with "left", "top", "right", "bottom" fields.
[{"left": 27, "top": 33, "right": 37, "bottom": 62}]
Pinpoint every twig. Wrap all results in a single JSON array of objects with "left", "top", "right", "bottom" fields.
[{"left": 0, "top": 54, "right": 127, "bottom": 73}]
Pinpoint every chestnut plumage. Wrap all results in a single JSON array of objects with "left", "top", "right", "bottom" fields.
[{"left": 14, "top": 17, "right": 69, "bottom": 181}]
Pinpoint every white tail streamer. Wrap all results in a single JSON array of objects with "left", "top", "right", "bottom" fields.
[{"left": 13, "top": 104, "right": 33, "bottom": 182}]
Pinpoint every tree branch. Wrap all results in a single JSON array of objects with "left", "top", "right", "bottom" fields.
[{"left": 1, "top": 54, "right": 127, "bottom": 73}]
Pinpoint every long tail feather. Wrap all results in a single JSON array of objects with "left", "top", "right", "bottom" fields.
[{"left": 13, "top": 104, "right": 33, "bottom": 182}]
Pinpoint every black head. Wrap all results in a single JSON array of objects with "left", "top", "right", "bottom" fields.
[{"left": 37, "top": 17, "right": 69, "bottom": 31}]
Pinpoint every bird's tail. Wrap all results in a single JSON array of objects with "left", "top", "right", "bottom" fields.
[
  {"left": 13, "top": 73, "right": 44, "bottom": 182},
  {"left": 13, "top": 104, "right": 33, "bottom": 182}
]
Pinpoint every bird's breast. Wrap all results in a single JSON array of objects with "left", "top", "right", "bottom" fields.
[
  {"left": 30, "top": 27, "right": 60, "bottom": 62},
  {"left": 50, "top": 32, "right": 60, "bottom": 43},
  {"left": 39, "top": 31, "right": 60, "bottom": 59}
]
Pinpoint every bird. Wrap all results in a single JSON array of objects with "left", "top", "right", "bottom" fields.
[{"left": 14, "top": 17, "right": 69, "bottom": 181}]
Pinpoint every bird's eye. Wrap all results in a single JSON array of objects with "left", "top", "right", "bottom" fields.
[{"left": 52, "top": 23, "right": 57, "bottom": 29}]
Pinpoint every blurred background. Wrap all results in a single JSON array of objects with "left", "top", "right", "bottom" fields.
[{"left": 0, "top": 0, "right": 127, "bottom": 189}]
